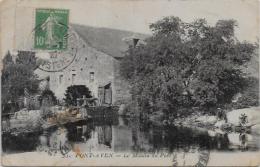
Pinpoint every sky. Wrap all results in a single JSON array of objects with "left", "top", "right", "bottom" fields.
[{"left": 0, "top": 0, "right": 259, "bottom": 57}]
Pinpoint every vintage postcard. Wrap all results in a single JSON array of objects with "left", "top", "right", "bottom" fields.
[{"left": 0, "top": 0, "right": 260, "bottom": 166}]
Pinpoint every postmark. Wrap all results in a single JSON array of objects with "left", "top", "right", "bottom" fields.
[
  {"left": 33, "top": 8, "right": 79, "bottom": 72},
  {"left": 195, "top": 148, "right": 210, "bottom": 167},
  {"left": 172, "top": 147, "right": 210, "bottom": 167},
  {"left": 37, "top": 128, "right": 73, "bottom": 157}
]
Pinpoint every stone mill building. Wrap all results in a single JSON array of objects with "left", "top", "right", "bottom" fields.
[{"left": 35, "top": 24, "right": 147, "bottom": 106}]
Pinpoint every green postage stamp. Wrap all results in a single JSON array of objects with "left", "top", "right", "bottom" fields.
[{"left": 34, "top": 8, "right": 69, "bottom": 50}]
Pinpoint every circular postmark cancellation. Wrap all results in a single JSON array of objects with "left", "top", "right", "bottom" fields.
[
  {"left": 172, "top": 147, "right": 210, "bottom": 167},
  {"left": 35, "top": 29, "right": 78, "bottom": 72},
  {"left": 33, "top": 8, "right": 78, "bottom": 72}
]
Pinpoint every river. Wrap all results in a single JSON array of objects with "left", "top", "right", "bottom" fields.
[{"left": 2, "top": 115, "right": 259, "bottom": 154}]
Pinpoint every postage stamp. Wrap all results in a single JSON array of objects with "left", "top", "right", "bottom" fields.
[
  {"left": 33, "top": 8, "right": 79, "bottom": 72},
  {"left": 34, "top": 8, "right": 69, "bottom": 50}
]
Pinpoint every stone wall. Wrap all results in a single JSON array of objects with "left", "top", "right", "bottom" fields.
[
  {"left": 44, "top": 31, "right": 131, "bottom": 105},
  {"left": 47, "top": 35, "right": 115, "bottom": 100}
]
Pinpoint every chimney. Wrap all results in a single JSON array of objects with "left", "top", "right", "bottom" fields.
[
  {"left": 122, "top": 34, "right": 140, "bottom": 48},
  {"left": 10, "top": 50, "right": 18, "bottom": 63}
]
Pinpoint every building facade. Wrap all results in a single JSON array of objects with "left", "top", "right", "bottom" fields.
[{"left": 35, "top": 24, "right": 147, "bottom": 105}]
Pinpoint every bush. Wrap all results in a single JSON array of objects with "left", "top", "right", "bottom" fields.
[
  {"left": 39, "top": 89, "right": 57, "bottom": 106},
  {"left": 64, "top": 85, "right": 92, "bottom": 106},
  {"left": 232, "top": 77, "right": 259, "bottom": 109}
]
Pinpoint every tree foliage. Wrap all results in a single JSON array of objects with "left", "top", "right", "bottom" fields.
[
  {"left": 39, "top": 89, "right": 57, "bottom": 106},
  {"left": 120, "top": 16, "right": 256, "bottom": 114},
  {"left": 64, "top": 85, "right": 92, "bottom": 106},
  {"left": 232, "top": 76, "right": 259, "bottom": 109},
  {"left": 1, "top": 51, "right": 39, "bottom": 113}
]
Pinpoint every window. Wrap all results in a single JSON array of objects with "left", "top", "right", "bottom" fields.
[
  {"left": 72, "top": 74, "right": 76, "bottom": 84},
  {"left": 90, "top": 72, "right": 94, "bottom": 82},
  {"left": 59, "top": 75, "right": 63, "bottom": 84}
]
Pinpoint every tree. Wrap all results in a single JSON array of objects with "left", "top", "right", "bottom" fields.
[
  {"left": 64, "top": 85, "right": 92, "bottom": 106},
  {"left": 120, "top": 16, "right": 256, "bottom": 115},
  {"left": 39, "top": 89, "right": 57, "bottom": 118},
  {"left": 1, "top": 51, "right": 39, "bottom": 114},
  {"left": 2, "top": 51, "right": 13, "bottom": 65},
  {"left": 39, "top": 89, "right": 57, "bottom": 106}
]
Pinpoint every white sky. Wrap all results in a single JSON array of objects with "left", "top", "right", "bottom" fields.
[{"left": 0, "top": 0, "right": 259, "bottom": 57}]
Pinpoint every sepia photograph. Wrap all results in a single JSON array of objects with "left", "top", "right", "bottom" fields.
[{"left": 0, "top": 0, "right": 259, "bottom": 166}]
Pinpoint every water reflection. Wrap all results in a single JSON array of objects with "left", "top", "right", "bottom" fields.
[
  {"left": 2, "top": 115, "right": 259, "bottom": 154},
  {"left": 96, "top": 126, "right": 112, "bottom": 148},
  {"left": 47, "top": 116, "right": 257, "bottom": 153}
]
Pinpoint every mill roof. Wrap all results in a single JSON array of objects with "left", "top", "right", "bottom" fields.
[{"left": 72, "top": 24, "right": 149, "bottom": 58}]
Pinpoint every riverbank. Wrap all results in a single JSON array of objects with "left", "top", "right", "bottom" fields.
[
  {"left": 226, "top": 107, "right": 260, "bottom": 134},
  {"left": 2, "top": 106, "right": 89, "bottom": 135},
  {"left": 148, "top": 107, "right": 260, "bottom": 132}
]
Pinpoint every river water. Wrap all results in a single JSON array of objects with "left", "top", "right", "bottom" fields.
[{"left": 2, "top": 115, "right": 259, "bottom": 154}]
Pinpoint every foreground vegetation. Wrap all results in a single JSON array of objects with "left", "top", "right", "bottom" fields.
[{"left": 120, "top": 16, "right": 259, "bottom": 118}]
